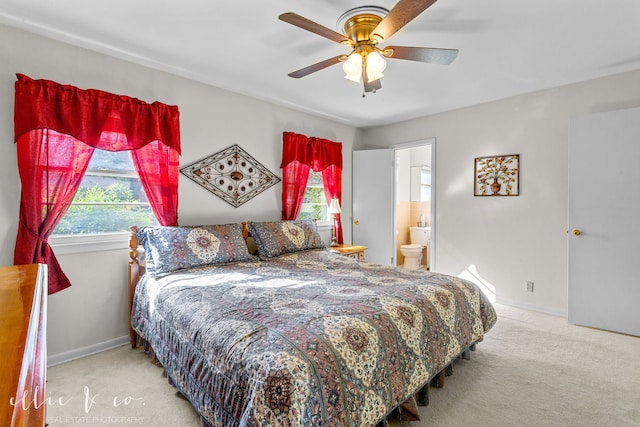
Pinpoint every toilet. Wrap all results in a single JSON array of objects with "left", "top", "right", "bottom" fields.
[{"left": 400, "top": 227, "right": 431, "bottom": 270}]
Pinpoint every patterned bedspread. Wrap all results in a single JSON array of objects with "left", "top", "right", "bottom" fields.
[{"left": 131, "top": 249, "right": 496, "bottom": 427}]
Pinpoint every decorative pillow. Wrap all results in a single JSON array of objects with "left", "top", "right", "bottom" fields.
[
  {"left": 137, "top": 223, "right": 252, "bottom": 276},
  {"left": 247, "top": 220, "right": 326, "bottom": 259}
]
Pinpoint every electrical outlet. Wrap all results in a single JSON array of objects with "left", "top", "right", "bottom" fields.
[{"left": 525, "top": 281, "right": 534, "bottom": 292}]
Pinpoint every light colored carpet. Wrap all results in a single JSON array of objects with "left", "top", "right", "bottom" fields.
[{"left": 46, "top": 304, "right": 640, "bottom": 426}]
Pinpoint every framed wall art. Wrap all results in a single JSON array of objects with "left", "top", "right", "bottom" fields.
[
  {"left": 180, "top": 144, "right": 281, "bottom": 207},
  {"left": 474, "top": 154, "right": 519, "bottom": 196}
]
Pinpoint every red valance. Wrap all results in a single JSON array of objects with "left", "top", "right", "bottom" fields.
[
  {"left": 14, "top": 73, "right": 181, "bottom": 153},
  {"left": 281, "top": 131, "right": 342, "bottom": 171}
]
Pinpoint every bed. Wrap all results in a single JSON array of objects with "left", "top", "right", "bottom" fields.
[{"left": 128, "top": 220, "right": 496, "bottom": 427}]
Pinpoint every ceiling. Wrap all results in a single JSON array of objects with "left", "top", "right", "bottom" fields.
[{"left": 1, "top": 0, "right": 639, "bottom": 128}]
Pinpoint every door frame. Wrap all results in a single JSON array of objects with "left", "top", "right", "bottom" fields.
[{"left": 391, "top": 138, "right": 436, "bottom": 271}]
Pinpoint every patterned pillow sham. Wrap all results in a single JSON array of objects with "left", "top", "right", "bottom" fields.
[
  {"left": 247, "top": 220, "right": 326, "bottom": 259},
  {"left": 137, "top": 223, "right": 252, "bottom": 276}
]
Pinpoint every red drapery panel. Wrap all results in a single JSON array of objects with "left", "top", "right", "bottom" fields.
[
  {"left": 281, "top": 132, "right": 343, "bottom": 244},
  {"left": 281, "top": 160, "right": 311, "bottom": 220},
  {"left": 281, "top": 132, "right": 312, "bottom": 220},
  {"left": 15, "top": 129, "right": 95, "bottom": 294},
  {"left": 131, "top": 141, "right": 180, "bottom": 226},
  {"left": 13, "top": 74, "right": 181, "bottom": 294},
  {"left": 321, "top": 165, "right": 343, "bottom": 244}
]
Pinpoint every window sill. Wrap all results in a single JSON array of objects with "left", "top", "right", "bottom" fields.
[{"left": 49, "top": 232, "right": 130, "bottom": 255}]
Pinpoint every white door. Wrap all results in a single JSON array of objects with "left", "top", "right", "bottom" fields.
[
  {"left": 568, "top": 107, "right": 640, "bottom": 336},
  {"left": 353, "top": 149, "right": 395, "bottom": 265}
]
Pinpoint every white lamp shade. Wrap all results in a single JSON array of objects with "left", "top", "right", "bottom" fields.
[
  {"left": 328, "top": 198, "right": 342, "bottom": 214},
  {"left": 366, "top": 51, "right": 386, "bottom": 82},
  {"left": 343, "top": 53, "right": 362, "bottom": 83}
]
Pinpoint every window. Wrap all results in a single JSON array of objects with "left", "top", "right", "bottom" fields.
[
  {"left": 53, "top": 149, "right": 158, "bottom": 236},
  {"left": 296, "top": 171, "right": 329, "bottom": 223}
]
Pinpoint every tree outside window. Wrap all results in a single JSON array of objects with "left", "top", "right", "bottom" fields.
[
  {"left": 296, "top": 171, "right": 329, "bottom": 222},
  {"left": 54, "top": 149, "right": 157, "bottom": 235}
]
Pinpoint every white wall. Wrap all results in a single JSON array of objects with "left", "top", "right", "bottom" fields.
[
  {"left": 0, "top": 23, "right": 360, "bottom": 362},
  {"left": 396, "top": 149, "right": 411, "bottom": 202},
  {"left": 361, "top": 69, "right": 640, "bottom": 315}
]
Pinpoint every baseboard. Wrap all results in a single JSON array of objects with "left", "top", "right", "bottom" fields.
[
  {"left": 495, "top": 297, "right": 567, "bottom": 318},
  {"left": 48, "top": 335, "right": 129, "bottom": 367}
]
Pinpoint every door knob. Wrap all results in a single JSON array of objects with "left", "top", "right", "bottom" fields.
[
  {"left": 354, "top": 219, "right": 359, "bottom": 225},
  {"left": 572, "top": 229, "right": 581, "bottom": 236}
]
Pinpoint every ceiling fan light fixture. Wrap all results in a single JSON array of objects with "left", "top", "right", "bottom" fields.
[
  {"left": 343, "top": 52, "right": 363, "bottom": 83},
  {"left": 281, "top": 1, "right": 457, "bottom": 94},
  {"left": 365, "top": 50, "right": 386, "bottom": 82}
]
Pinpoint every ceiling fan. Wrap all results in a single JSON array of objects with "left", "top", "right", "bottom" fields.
[{"left": 279, "top": 0, "right": 459, "bottom": 94}]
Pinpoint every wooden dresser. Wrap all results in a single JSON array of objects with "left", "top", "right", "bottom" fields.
[{"left": 0, "top": 264, "right": 47, "bottom": 427}]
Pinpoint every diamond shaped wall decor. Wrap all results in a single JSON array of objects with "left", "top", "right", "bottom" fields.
[{"left": 180, "top": 144, "right": 281, "bottom": 208}]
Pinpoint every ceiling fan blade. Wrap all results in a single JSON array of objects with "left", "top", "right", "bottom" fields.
[
  {"left": 288, "top": 56, "right": 344, "bottom": 79},
  {"left": 372, "top": 0, "right": 438, "bottom": 42},
  {"left": 385, "top": 46, "right": 458, "bottom": 65},
  {"left": 279, "top": 12, "right": 353, "bottom": 46}
]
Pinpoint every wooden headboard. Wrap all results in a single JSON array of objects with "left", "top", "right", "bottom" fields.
[{"left": 127, "top": 222, "right": 253, "bottom": 348}]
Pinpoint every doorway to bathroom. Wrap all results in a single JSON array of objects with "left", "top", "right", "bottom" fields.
[
  {"left": 395, "top": 141, "right": 433, "bottom": 270},
  {"left": 352, "top": 139, "right": 435, "bottom": 270}
]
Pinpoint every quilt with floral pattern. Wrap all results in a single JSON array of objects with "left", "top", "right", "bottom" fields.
[{"left": 131, "top": 250, "right": 496, "bottom": 427}]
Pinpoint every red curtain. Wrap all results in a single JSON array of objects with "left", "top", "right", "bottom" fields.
[
  {"left": 281, "top": 132, "right": 312, "bottom": 220},
  {"left": 13, "top": 74, "right": 181, "bottom": 294},
  {"left": 131, "top": 141, "right": 180, "bottom": 226},
  {"left": 281, "top": 160, "right": 311, "bottom": 220},
  {"left": 15, "top": 129, "right": 95, "bottom": 294},
  {"left": 281, "top": 132, "right": 343, "bottom": 244},
  {"left": 321, "top": 165, "right": 343, "bottom": 244}
]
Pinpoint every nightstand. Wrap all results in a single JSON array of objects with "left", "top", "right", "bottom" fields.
[{"left": 330, "top": 244, "right": 368, "bottom": 261}]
